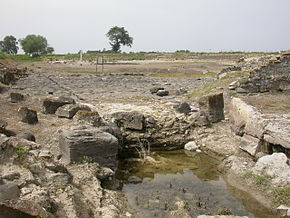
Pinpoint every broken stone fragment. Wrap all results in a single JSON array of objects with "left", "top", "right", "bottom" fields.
[
  {"left": 174, "top": 102, "right": 191, "bottom": 114},
  {"left": 59, "top": 126, "right": 119, "bottom": 169},
  {"left": 10, "top": 92, "right": 24, "bottom": 103},
  {"left": 0, "top": 119, "right": 8, "bottom": 133},
  {"left": 56, "top": 104, "right": 91, "bottom": 119},
  {"left": 239, "top": 134, "right": 261, "bottom": 156},
  {"left": 198, "top": 92, "right": 224, "bottom": 123},
  {"left": 0, "top": 183, "right": 20, "bottom": 201},
  {"left": 42, "top": 96, "right": 75, "bottom": 114},
  {"left": 18, "top": 107, "right": 38, "bottom": 124},
  {"left": 110, "top": 111, "right": 145, "bottom": 131},
  {"left": 156, "top": 89, "right": 169, "bottom": 96},
  {"left": 73, "top": 110, "right": 103, "bottom": 127},
  {"left": 184, "top": 141, "right": 199, "bottom": 151},
  {"left": 150, "top": 87, "right": 164, "bottom": 94}
]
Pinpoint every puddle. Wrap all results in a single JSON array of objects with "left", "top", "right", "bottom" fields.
[{"left": 116, "top": 150, "right": 277, "bottom": 218}]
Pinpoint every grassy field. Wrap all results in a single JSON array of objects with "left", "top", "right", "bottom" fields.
[{"left": 0, "top": 51, "right": 279, "bottom": 63}]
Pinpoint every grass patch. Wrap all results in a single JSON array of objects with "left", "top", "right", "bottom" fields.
[
  {"left": 272, "top": 186, "right": 290, "bottom": 205},
  {"left": 15, "top": 145, "right": 29, "bottom": 161},
  {"left": 0, "top": 52, "right": 42, "bottom": 62},
  {"left": 244, "top": 172, "right": 271, "bottom": 187}
]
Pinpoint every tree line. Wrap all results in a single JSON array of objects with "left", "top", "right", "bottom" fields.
[
  {"left": 0, "top": 26, "right": 133, "bottom": 56},
  {"left": 0, "top": 35, "right": 54, "bottom": 57}
]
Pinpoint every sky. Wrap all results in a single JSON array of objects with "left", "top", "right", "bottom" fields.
[{"left": 1, "top": 0, "right": 290, "bottom": 54}]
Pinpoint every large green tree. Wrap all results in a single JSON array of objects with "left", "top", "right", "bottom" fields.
[
  {"left": 106, "top": 26, "right": 133, "bottom": 53},
  {"left": 0, "top": 35, "right": 19, "bottom": 55},
  {"left": 20, "top": 34, "right": 53, "bottom": 57}
]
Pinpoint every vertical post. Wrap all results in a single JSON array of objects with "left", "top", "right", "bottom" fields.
[
  {"left": 96, "top": 57, "right": 98, "bottom": 72},
  {"left": 80, "top": 50, "right": 83, "bottom": 62}
]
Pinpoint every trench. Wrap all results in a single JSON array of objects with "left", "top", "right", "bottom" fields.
[{"left": 114, "top": 150, "right": 278, "bottom": 218}]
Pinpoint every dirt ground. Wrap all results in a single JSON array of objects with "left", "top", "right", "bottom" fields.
[{"left": 1, "top": 53, "right": 288, "bottom": 217}]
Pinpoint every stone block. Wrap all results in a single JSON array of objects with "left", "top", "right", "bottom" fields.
[{"left": 59, "top": 126, "right": 119, "bottom": 169}]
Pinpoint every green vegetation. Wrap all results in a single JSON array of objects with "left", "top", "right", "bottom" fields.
[
  {"left": 20, "top": 34, "right": 54, "bottom": 57},
  {"left": 0, "top": 35, "right": 18, "bottom": 54},
  {"left": 15, "top": 145, "right": 29, "bottom": 161},
  {"left": 244, "top": 172, "right": 271, "bottom": 187},
  {"left": 0, "top": 52, "right": 42, "bottom": 62},
  {"left": 81, "top": 156, "right": 93, "bottom": 164},
  {"left": 106, "top": 26, "right": 133, "bottom": 53},
  {"left": 272, "top": 186, "right": 290, "bottom": 205}
]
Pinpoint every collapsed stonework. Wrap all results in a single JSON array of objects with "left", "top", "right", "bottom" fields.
[
  {"left": 234, "top": 52, "right": 290, "bottom": 93},
  {"left": 229, "top": 97, "right": 290, "bottom": 157}
]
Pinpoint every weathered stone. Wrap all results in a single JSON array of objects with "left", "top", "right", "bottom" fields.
[
  {"left": 17, "top": 133, "right": 36, "bottom": 142},
  {"left": 0, "top": 183, "right": 20, "bottom": 201},
  {"left": 198, "top": 92, "right": 224, "bottom": 123},
  {"left": 10, "top": 92, "right": 24, "bottom": 103},
  {"left": 229, "top": 98, "right": 268, "bottom": 139},
  {"left": 42, "top": 96, "right": 75, "bottom": 114},
  {"left": 197, "top": 216, "right": 248, "bottom": 218},
  {"left": 145, "top": 116, "right": 157, "bottom": 128},
  {"left": 184, "top": 141, "right": 199, "bottom": 151},
  {"left": 252, "top": 153, "right": 290, "bottom": 186},
  {"left": 236, "top": 54, "right": 290, "bottom": 93},
  {"left": 276, "top": 205, "right": 290, "bottom": 217},
  {"left": 59, "top": 126, "right": 119, "bottom": 169},
  {"left": 156, "top": 90, "right": 169, "bottom": 96},
  {"left": 110, "top": 111, "right": 145, "bottom": 130},
  {"left": 239, "top": 134, "right": 261, "bottom": 156},
  {"left": 73, "top": 110, "right": 103, "bottom": 127},
  {"left": 175, "top": 102, "right": 191, "bottom": 114},
  {"left": 264, "top": 118, "right": 290, "bottom": 149},
  {"left": 0, "top": 120, "right": 7, "bottom": 133},
  {"left": 56, "top": 104, "right": 91, "bottom": 119},
  {"left": 150, "top": 87, "right": 164, "bottom": 94},
  {"left": 18, "top": 107, "right": 38, "bottom": 124},
  {"left": 98, "top": 123, "right": 123, "bottom": 145}
]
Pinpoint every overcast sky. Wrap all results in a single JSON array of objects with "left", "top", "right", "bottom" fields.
[{"left": 1, "top": 0, "right": 290, "bottom": 54}]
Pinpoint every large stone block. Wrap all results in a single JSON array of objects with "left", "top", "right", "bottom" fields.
[
  {"left": 59, "top": 126, "right": 119, "bottom": 169},
  {"left": 18, "top": 107, "right": 38, "bottom": 124},
  {"left": 42, "top": 96, "right": 75, "bottom": 114},
  {"left": 229, "top": 98, "right": 268, "bottom": 139},
  {"left": 264, "top": 118, "right": 290, "bottom": 149},
  {"left": 198, "top": 92, "right": 224, "bottom": 123}
]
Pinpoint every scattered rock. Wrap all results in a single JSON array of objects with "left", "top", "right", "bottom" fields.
[
  {"left": 150, "top": 87, "right": 164, "bottom": 94},
  {"left": 276, "top": 205, "right": 290, "bottom": 217},
  {"left": 252, "top": 153, "right": 290, "bottom": 186},
  {"left": 156, "top": 89, "right": 169, "bottom": 96},
  {"left": 59, "top": 126, "right": 119, "bottom": 169},
  {"left": 10, "top": 92, "right": 24, "bottom": 103},
  {"left": 197, "top": 216, "right": 248, "bottom": 218},
  {"left": 18, "top": 107, "right": 38, "bottom": 124},
  {"left": 184, "top": 141, "right": 199, "bottom": 151},
  {"left": 0, "top": 183, "right": 20, "bottom": 201},
  {"left": 239, "top": 134, "right": 261, "bottom": 156},
  {"left": 74, "top": 110, "right": 103, "bottom": 127},
  {"left": 38, "top": 150, "right": 52, "bottom": 158},
  {"left": 110, "top": 111, "right": 145, "bottom": 131},
  {"left": 175, "top": 102, "right": 191, "bottom": 114},
  {"left": 56, "top": 104, "right": 91, "bottom": 119},
  {"left": 17, "top": 133, "right": 36, "bottom": 142},
  {"left": 0, "top": 120, "right": 8, "bottom": 133},
  {"left": 42, "top": 96, "right": 75, "bottom": 114},
  {"left": 198, "top": 92, "right": 224, "bottom": 123}
]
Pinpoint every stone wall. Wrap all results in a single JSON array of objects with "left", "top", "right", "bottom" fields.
[{"left": 236, "top": 52, "right": 290, "bottom": 93}]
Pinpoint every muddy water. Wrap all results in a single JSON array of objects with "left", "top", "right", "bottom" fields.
[{"left": 116, "top": 150, "right": 277, "bottom": 218}]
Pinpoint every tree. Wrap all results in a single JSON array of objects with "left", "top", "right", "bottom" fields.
[
  {"left": 106, "top": 26, "right": 133, "bottom": 53},
  {"left": 46, "top": 46, "right": 54, "bottom": 54},
  {"left": 0, "top": 35, "right": 19, "bottom": 54},
  {"left": 20, "top": 34, "right": 53, "bottom": 57}
]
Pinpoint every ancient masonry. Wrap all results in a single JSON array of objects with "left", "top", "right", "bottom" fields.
[{"left": 236, "top": 52, "right": 290, "bottom": 93}]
